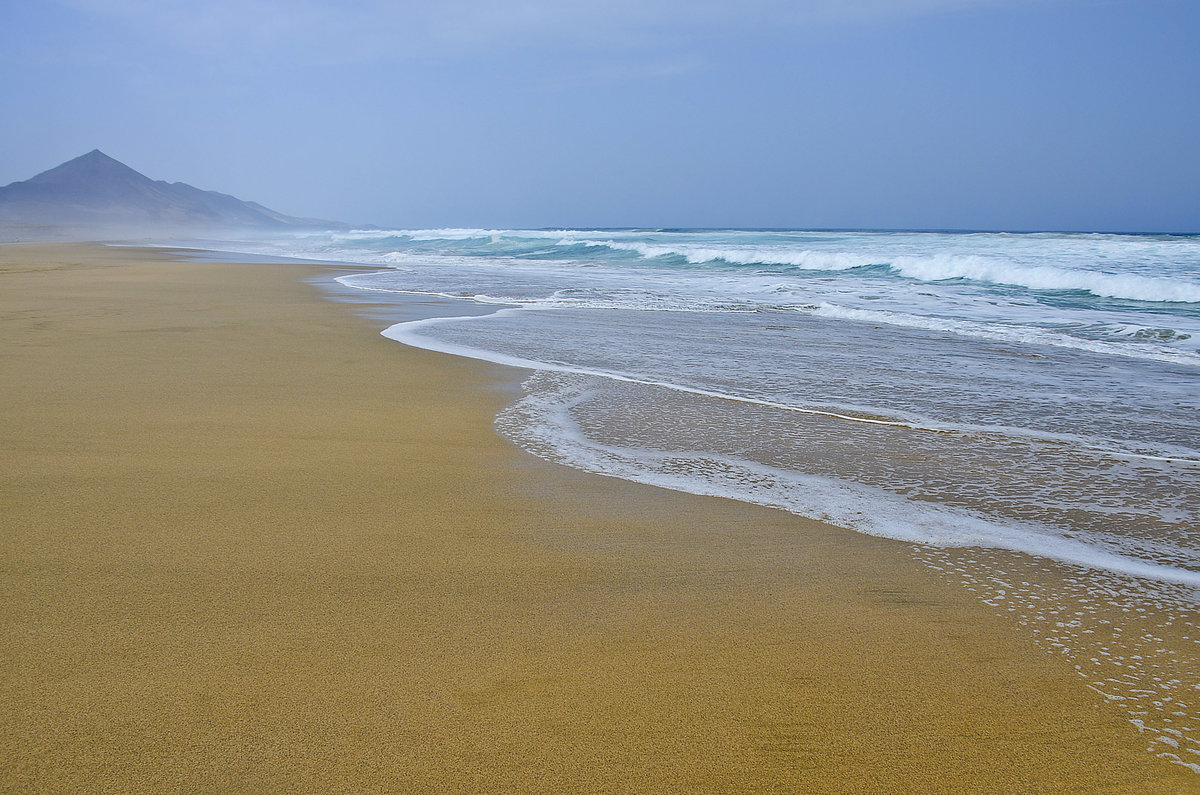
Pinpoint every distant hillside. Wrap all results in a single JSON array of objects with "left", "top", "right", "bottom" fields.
[{"left": 0, "top": 150, "right": 347, "bottom": 233}]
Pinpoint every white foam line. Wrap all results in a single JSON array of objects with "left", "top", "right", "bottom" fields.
[
  {"left": 382, "top": 313, "right": 1200, "bottom": 587},
  {"left": 334, "top": 274, "right": 523, "bottom": 306},
  {"left": 382, "top": 311, "right": 940, "bottom": 432},
  {"left": 503, "top": 383, "right": 1200, "bottom": 590},
  {"left": 337, "top": 274, "right": 1200, "bottom": 584},
  {"left": 398, "top": 322, "right": 1200, "bottom": 463},
  {"left": 341, "top": 275, "right": 1200, "bottom": 466},
  {"left": 809, "top": 302, "right": 1200, "bottom": 368},
  {"left": 339, "top": 275, "right": 926, "bottom": 432}
]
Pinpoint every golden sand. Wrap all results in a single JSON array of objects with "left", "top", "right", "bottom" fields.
[{"left": 0, "top": 243, "right": 1192, "bottom": 792}]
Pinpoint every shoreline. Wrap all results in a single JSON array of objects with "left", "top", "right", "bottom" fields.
[{"left": 1, "top": 243, "right": 1192, "bottom": 791}]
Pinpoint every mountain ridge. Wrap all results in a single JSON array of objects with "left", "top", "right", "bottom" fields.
[{"left": 0, "top": 150, "right": 347, "bottom": 233}]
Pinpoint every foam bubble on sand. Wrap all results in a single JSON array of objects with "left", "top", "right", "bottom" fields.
[{"left": 917, "top": 546, "right": 1200, "bottom": 775}]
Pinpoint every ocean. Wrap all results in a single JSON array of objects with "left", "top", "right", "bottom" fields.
[{"left": 217, "top": 227, "right": 1200, "bottom": 770}]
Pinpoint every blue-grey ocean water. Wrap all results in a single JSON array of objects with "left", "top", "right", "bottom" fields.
[
  {"left": 246, "top": 229, "right": 1200, "bottom": 577},
  {"left": 216, "top": 227, "right": 1200, "bottom": 768}
]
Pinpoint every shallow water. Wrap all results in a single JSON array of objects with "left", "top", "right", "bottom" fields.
[
  {"left": 213, "top": 227, "right": 1200, "bottom": 771},
  {"left": 218, "top": 227, "right": 1200, "bottom": 584}
]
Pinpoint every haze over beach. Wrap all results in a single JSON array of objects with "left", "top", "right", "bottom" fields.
[
  {"left": 3, "top": 0, "right": 1200, "bottom": 792},
  {"left": 1, "top": 0, "right": 1198, "bottom": 233}
]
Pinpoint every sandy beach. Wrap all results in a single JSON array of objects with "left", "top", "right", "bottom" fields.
[{"left": 0, "top": 243, "right": 1192, "bottom": 792}]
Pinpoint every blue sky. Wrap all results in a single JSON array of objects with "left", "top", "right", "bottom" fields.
[{"left": 1, "top": 0, "right": 1197, "bottom": 231}]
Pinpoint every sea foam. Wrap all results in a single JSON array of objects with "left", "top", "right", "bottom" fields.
[{"left": 376, "top": 307, "right": 1200, "bottom": 590}]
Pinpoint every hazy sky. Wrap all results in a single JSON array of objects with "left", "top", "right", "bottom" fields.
[{"left": 1, "top": 0, "right": 1197, "bottom": 231}]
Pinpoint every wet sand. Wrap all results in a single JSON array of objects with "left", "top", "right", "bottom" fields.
[{"left": 1, "top": 243, "right": 1192, "bottom": 792}]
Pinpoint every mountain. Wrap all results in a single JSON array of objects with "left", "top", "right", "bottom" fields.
[{"left": 0, "top": 150, "right": 346, "bottom": 233}]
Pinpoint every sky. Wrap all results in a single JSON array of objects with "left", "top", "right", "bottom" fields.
[{"left": 0, "top": 0, "right": 1197, "bottom": 232}]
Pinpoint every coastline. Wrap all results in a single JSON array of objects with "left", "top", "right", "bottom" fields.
[{"left": 1, "top": 243, "right": 1192, "bottom": 791}]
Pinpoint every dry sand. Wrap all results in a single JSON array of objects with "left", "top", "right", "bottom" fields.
[{"left": 1, "top": 243, "right": 1193, "bottom": 792}]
